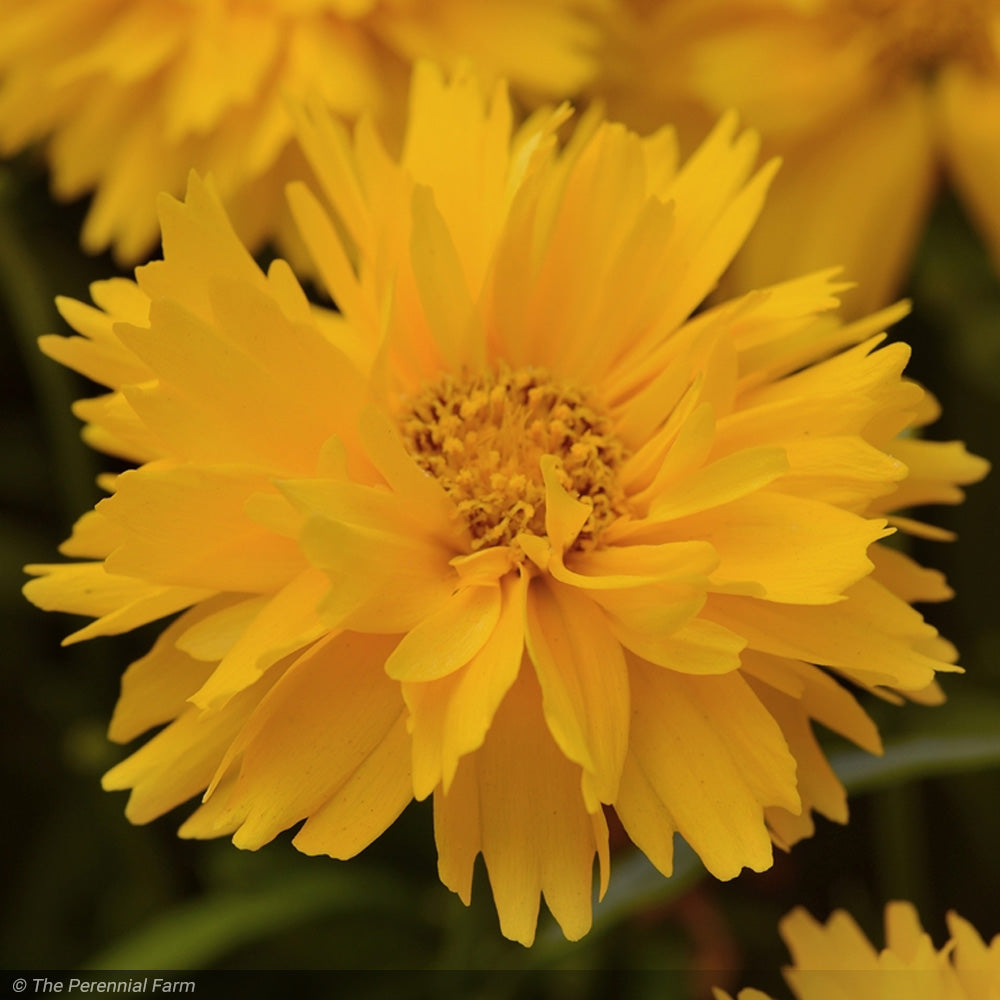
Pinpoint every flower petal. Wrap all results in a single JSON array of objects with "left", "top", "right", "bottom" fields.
[
  {"left": 202, "top": 632, "right": 408, "bottom": 851},
  {"left": 23, "top": 561, "right": 211, "bottom": 644},
  {"left": 385, "top": 581, "right": 502, "bottom": 683},
  {"left": 99, "top": 464, "right": 306, "bottom": 593},
  {"left": 655, "top": 492, "right": 890, "bottom": 604},
  {"left": 525, "top": 577, "right": 629, "bottom": 809},
  {"left": 618, "top": 660, "right": 793, "bottom": 880},
  {"left": 102, "top": 665, "right": 285, "bottom": 825},
  {"left": 108, "top": 601, "right": 232, "bottom": 743},
  {"left": 292, "top": 712, "right": 413, "bottom": 860},
  {"left": 300, "top": 513, "right": 456, "bottom": 633},
  {"left": 434, "top": 669, "right": 609, "bottom": 945},
  {"left": 190, "top": 568, "right": 331, "bottom": 709},
  {"left": 405, "top": 569, "right": 528, "bottom": 798},
  {"left": 706, "top": 578, "right": 957, "bottom": 693}
]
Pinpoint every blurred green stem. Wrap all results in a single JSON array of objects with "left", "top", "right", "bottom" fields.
[
  {"left": 0, "top": 167, "right": 97, "bottom": 523},
  {"left": 872, "top": 784, "right": 930, "bottom": 917}
]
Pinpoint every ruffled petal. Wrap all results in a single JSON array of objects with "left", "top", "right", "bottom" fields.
[
  {"left": 197, "top": 632, "right": 409, "bottom": 852},
  {"left": 618, "top": 659, "right": 796, "bottom": 880},
  {"left": 525, "top": 576, "right": 629, "bottom": 809},
  {"left": 405, "top": 569, "right": 528, "bottom": 798},
  {"left": 433, "top": 669, "right": 609, "bottom": 945}
]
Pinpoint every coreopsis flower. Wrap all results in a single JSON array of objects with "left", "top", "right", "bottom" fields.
[
  {"left": 595, "top": 0, "right": 1000, "bottom": 315},
  {"left": 25, "top": 64, "right": 987, "bottom": 945},
  {"left": 715, "top": 902, "right": 1000, "bottom": 1000},
  {"left": 0, "top": 0, "right": 605, "bottom": 263}
]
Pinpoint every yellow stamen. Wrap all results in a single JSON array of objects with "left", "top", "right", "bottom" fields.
[{"left": 400, "top": 365, "right": 629, "bottom": 551}]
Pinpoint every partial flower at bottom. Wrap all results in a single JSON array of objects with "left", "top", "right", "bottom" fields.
[
  {"left": 24, "top": 63, "right": 988, "bottom": 944},
  {"left": 715, "top": 902, "right": 1000, "bottom": 1000}
]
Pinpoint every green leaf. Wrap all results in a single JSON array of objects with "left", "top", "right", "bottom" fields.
[
  {"left": 832, "top": 731, "right": 1000, "bottom": 795},
  {"left": 83, "top": 867, "right": 415, "bottom": 971}
]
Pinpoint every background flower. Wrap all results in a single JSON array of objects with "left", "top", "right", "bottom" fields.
[
  {"left": 21, "top": 65, "right": 987, "bottom": 948},
  {"left": 0, "top": 0, "right": 607, "bottom": 263},
  {"left": 716, "top": 901, "right": 1000, "bottom": 999},
  {"left": 593, "top": 0, "right": 1000, "bottom": 317}
]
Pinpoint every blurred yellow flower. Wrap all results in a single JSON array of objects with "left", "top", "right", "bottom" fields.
[
  {"left": 0, "top": 0, "right": 605, "bottom": 263},
  {"left": 596, "top": 0, "right": 1000, "bottom": 315},
  {"left": 25, "top": 65, "right": 987, "bottom": 944},
  {"left": 716, "top": 902, "right": 1000, "bottom": 999}
]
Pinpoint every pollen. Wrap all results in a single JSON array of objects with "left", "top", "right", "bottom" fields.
[{"left": 400, "top": 365, "right": 629, "bottom": 551}]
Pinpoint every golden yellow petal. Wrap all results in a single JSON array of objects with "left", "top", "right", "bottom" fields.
[
  {"left": 286, "top": 181, "right": 379, "bottom": 357},
  {"left": 100, "top": 465, "right": 306, "bottom": 593},
  {"left": 657, "top": 493, "right": 890, "bottom": 604},
  {"left": 402, "top": 62, "right": 513, "bottom": 294},
  {"left": 885, "top": 901, "right": 935, "bottom": 963},
  {"left": 870, "top": 438, "right": 991, "bottom": 514},
  {"left": 292, "top": 711, "right": 412, "bottom": 859},
  {"left": 525, "top": 578, "right": 629, "bottom": 809},
  {"left": 707, "top": 580, "right": 954, "bottom": 695},
  {"left": 108, "top": 602, "right": 232, "bottom": 744},
  {"left": 947, "top": 911, "right": 1000, "bottom": 992},
  {"left": 433, "top": 669, "right": 609, "bottom": 946},
  {"left": 301, "top": 514, "right": 456, "bottom": 634},
  {"left": 190, "top": 569, "right": 332, "bottom": 709},
  {"left": 357, "top": 408, "right": 468, "bottom": 548},
  {"left": 742, "top": 651, "right": 881, "bottom": 756},
  {"left": 610, "top": 617, "right": 746, "bottom": 675},
  {"left": 73, "top": 391, "right": 163, "bottom": 465},
  {"left": 45, "top": 295, "right": 150, "bottom": 388},
  {"left": 102, "top": 665, "right": 285, "bottom": 826},
  {"left": 621, "top": 661, "right": 779, "bottom": 880},
  {"left": 385, "top": 582, "right": 502, "bottom": 683},
  {"left": 409, "top": 183, "right": 485, "bottom": 373},
  {"left": 23, "top": 562, "right": 211, "bottom": 644},
  {"left": 57, "top": 508, "right": 124, "bottom": 560},
  {"left": 540, "top": 453, "right": 593, "bottom": 553},
  {"left": 754, "top": 684, "right": 849, "bottom": 849},
  {"left": 118, "top": 282, "right": 367, "bottom": 473},
  {"left": 202, "top": 632, "right": 405, "bottom": 851},
  {"left": 869, "top": 544, "right": 954, "bottom": 604},
  {"left": 779, "top": 907, "right": 881, "bottom": 972},
  {"left": 175, "top": 597, "right": 270, "bottom": 663},
  {"left": 612, "top": 445, "right": 789, "bottom": 535},
  {"left": 405, "top": 570, "right": 528, "bottom": 799}
]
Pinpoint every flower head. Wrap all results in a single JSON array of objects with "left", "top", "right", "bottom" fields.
[
  {"left": 25, "top": 64, "right": 987, "bottom": 944},
  {"left": 0, "top": 0, "right": 606, "bottom": 262},
  {"left": 716, "top": 902, "right": 1000, "bottom": 1000},
  {"left": 594, "top": 0, "right": 1000, "bottom": 315}
]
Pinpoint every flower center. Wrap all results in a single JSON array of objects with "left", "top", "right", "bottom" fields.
[
  {"left": 847, "top": 0, "right": 997, "bottom": 76},
  {"left": 400, "top": 365, "right": 629, "bottom": 551}
]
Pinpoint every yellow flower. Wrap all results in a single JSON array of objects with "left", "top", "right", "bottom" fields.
[
  {"left": 595, "top": 0, "right": 1000, "bottom": 316},
  {"left": 715, "top": 902, "right": 1000, "bottom": 999},
  {"left": 25, "top": 64, "right": 987, "bottom": 945},
  {"left": 0, "top": 0, "right": 605, "bottom": 263}
]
